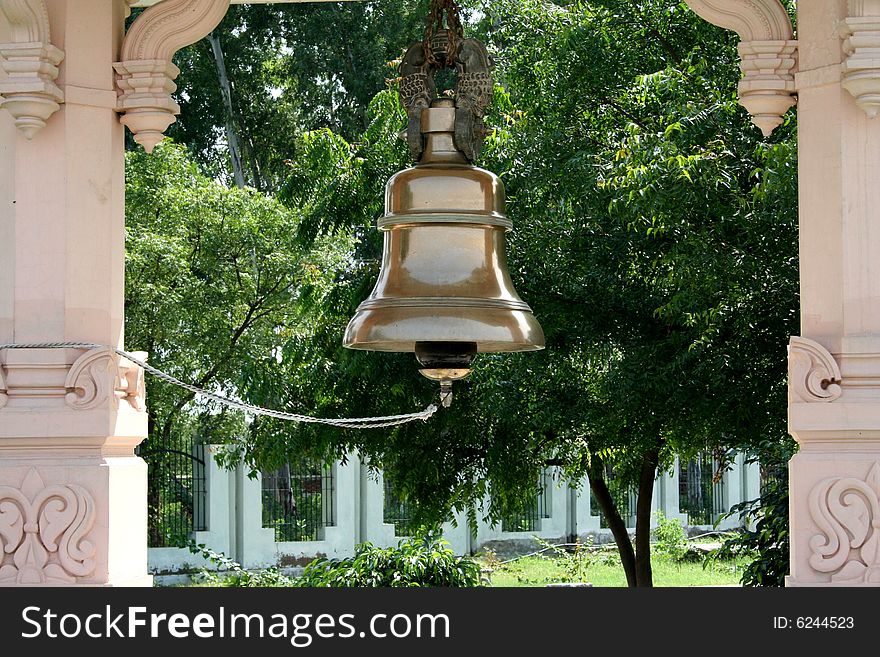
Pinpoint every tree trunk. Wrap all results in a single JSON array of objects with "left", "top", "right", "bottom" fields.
[
  {"left": 588, "top": 456, "right": 637, "bottom": 587},
  {"left": 633, "top": 444, "right": 661, "bottom": 587},
  {"left": 240, "top": 131, "right": 264, "bottom": 191},
  {"left": 208, "top": 31, "right": 247, "bottom": 188}
]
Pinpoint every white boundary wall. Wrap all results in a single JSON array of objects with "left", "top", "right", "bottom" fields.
[{"left": 148, "top": 449, "right": 761, "bottom": 574}]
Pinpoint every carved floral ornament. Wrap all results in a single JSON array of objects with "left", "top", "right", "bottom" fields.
[
  {"left": 0, "top": 468, "right": 97, "bottom": 585},
  {"left": 809, "top": 462, "right": 880, "bottom": 584}
]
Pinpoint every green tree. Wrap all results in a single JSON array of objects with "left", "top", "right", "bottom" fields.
[
  {"left": 124, "top": 141, "right": 352, "bottom": 542},
  {"left": 166, "top": 0, "right": 432, "bottom": 190},
  {"left": 130, "top": 0, "right": 799, "bottom": 586},
  {"left": 222, "top": 0, "right": 798, "bottom": 587},
  {"left": 473, "top": 0, "right": 798, "bottom": 585}
]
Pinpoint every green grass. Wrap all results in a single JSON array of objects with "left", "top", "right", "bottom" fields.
[{"left": 479, "top": 547, "right": 750, "bottom": 587}]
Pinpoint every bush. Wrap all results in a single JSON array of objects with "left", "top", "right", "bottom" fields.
[
  {"left": 653, "top": 511, "right": 690, "bottom": 562},
  {"left": 188, "top": 542, "right": 294, "bottom": 587},
  {"left": 296, "top": 534, "right": 483, "bottom": 587}
]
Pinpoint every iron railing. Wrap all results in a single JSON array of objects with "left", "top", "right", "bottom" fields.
[
  {"left": 679, "top": 452, "right": 727, "bottom": 525},
  {"left": 262, "top": 459, "right": 335, "bottom": 542},
  {"left": 501, "top": 471, "right": 552, "bottom": 532},
  {"left": 590, "top": 465, "right": 638, "bottom": 529},
  {"left": 139, "top": 440, "right": 207, "bottom": 547},
  {"left": 383, "top": 479, "right": 416, "bottom": 537}
]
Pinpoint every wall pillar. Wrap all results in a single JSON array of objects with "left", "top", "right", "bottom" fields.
[
  {"left": 233, "top": 467, "right": 275, "bottom": 568},
  {"left": 360, "top": 468, "right": 398, "bottom": 548},
  {"left": 0, "top": 0, "right": 150, "bottom": 587},
  {"left": 787, "top": 0, "right": 880, "bottom": 586},
  {"left": 658, "top": 460, "right": 690, "bottom": 527}
]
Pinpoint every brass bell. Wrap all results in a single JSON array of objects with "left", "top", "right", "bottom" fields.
[{"left": 344, "top": 98, "right": 544, "bottom": 401}]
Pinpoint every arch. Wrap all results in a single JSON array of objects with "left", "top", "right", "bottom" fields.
[
  {"left": 115, "top": 0, "right": 231, "bottom": 152},
  {"left": 0, "top": 0, "right": 51, "bottom": 45},
  {"left": 684, "top": 0, "right": 793, "bottom": 41},
  {"left": 683, "top": 0, "right": 796, "bottom": 136},
  {"left": 121, "top": 0, "right": 230, "bottom": 62}
]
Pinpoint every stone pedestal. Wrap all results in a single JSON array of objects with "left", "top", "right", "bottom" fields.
[{"left": 0, "top": 0, "right": 150, "bottom": 586}]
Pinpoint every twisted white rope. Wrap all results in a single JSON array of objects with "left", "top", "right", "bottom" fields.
[{"left": 0, "top": 342, "right": 438, "bottom": 429}]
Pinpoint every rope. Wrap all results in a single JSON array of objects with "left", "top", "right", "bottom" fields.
[{"left": 0, "top": 342, "right": 438, "bottom": 429}]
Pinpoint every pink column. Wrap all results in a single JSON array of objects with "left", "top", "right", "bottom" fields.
[
  {"left": 787, "top": 0, "right": 880, "bottom": 586},
  {"left": 0, "top": 0, "right": 149, "bottom": 586}
]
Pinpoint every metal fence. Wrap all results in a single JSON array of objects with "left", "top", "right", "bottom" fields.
[
  {"left": 501, "top": 471, "right": 552, "bottom": 532},
  {"left": 262, "top": 459, "right": 335, "bottom": 542},
  {"left": 383, "top": 479, "right": 416, "bottom": 537},
  {"left": 139, "top": 439, "right": 207, "bottom": 548},
  {"left": 679, "top": 452, "right": 727, "bottom": 525}
]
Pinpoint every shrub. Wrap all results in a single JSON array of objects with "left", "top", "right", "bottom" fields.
[
  {"left": 653, "top": 511, "right": 690, "bottom": 562},
  {"left": 296, "top": 534, "right": 482, "bottom": 587},
  {"left": 189, "top": 542, "right": 294, "bottom": 587}
]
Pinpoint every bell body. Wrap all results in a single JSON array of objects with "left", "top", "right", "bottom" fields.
[{"left": 344, "top": 101, "right": 544, "bottom": 355}]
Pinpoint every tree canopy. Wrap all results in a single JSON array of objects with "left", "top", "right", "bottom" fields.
[{"left": 124, "top": 0, "right": 799, "bottom": 586}]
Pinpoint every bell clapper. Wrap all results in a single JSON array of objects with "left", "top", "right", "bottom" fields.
[
  {"left": 415, "top": 341, "right": 476, "bottom": 409},
  {"left": 439, "top": 380, "right": 454, "bottom": 408}
]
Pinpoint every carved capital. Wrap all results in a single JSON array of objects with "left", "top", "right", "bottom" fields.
[
  {"left": 115, "top": 0, "right": 230, "bottom": 152},
  {"left": 0, "top": 0, "right": 64, "bottom": 139},
  {"left": 64, "top": 347, "right": 147, "bottom": 412},
  {"left": 841, "top": 1, "right": 880, "bottom": 118},
  {"left": 0, "top": 468, "right": 96, "bottom": 584},
  {"left": 808, "top": 462, "right": 880, "bottom": 584},
  {"left": 789, "top": 336, "right": 843, "bottom": 403},
  {"left": 684, "top": 1, "right": 797, "bottom": 135}
]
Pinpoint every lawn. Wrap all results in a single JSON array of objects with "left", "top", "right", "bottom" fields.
[{"left": 479, "top": 543, "right": 749, "bottom": 587}]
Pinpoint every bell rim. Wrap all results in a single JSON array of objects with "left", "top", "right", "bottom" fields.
[
  {"left": 378, "top": 212, "right": 512, "bottom": 230},
  {"left": 343, "top": 307, "right": 545, "bottom": 353},
  {"left": 355, "top": 296, "right": 533, "bottom": 312}
]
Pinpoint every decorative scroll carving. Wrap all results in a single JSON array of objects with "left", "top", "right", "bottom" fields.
[
  {"left": 842, "top": 1, "right": 880, "bottom": 118},
  {"left": 399, "top": 42, "right": 435, "bottom": 161},
  {"left": 118, "top": 351, "right": 148, "bottom": 413},
  {"left": 114, "top": 0, "right": 231, "bottom": 152},
  {"left": 0, "top": 0, "right": 64, "bottom": 139},
  {"left": 453, "top": 38, "right": 493, "bottom": 162},
  {"left": 63, "top": 347, "right": 147, "bottom": 411},
  {"left": 684, "top": 0, "right": 797, "bottom": 135},
  {"left": 808, "top": 462, "right": 880, "bottom": 584},
  {"left": 64, "top": 348, "right": 115, "bottom": 410},
  {"left": 0, "top": 468, "right": 96, "bottom": 584},
  {"left": 684, "top": 0, "right": 793, "bottom": 41},
  {"left": 789, "top": 336, "right": 843, "bottom": 403}
]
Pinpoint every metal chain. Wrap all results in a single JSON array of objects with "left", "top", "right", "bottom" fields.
[
  {"left": 423, "top": 0, "right": 464, "bottom": 68},
  {"left": 0, "top": 342, "right": 438, "bottom": 429}
]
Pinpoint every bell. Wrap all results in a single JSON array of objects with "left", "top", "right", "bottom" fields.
[{"left": 344, "top": 98, "right": 544, "bottom": 399}]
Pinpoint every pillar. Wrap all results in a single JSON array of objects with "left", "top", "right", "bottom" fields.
[
  {"left": 787, "top": 0, "right": 880, "bottom": 586},
  {"left": 0, "top": 0, "right": 149, "bottom": 586}
]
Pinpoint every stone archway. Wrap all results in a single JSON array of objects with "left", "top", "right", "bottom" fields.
[{"left": 3, "top": 0, "right": 880, "bottom": 587}]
